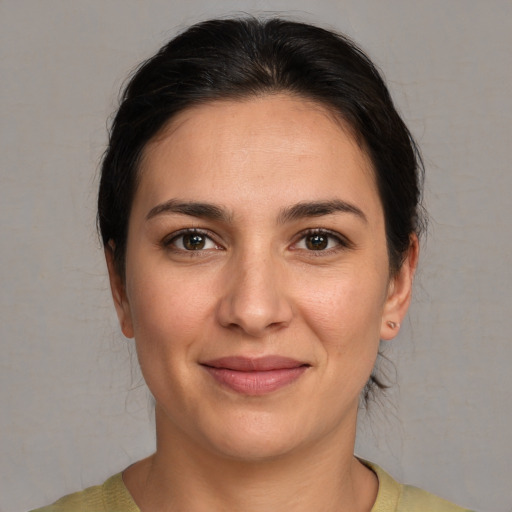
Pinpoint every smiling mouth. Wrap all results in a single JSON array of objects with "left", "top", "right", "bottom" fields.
[{"left": 200, "top": 356, "right": 310, "bottom": 396}]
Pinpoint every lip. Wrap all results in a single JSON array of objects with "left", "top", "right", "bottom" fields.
[{"left": 200, "top": 356, "right": 310, "bottom": 396}]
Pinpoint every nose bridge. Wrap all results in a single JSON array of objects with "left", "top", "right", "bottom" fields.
[{"left": 217, "top": 242, "right": 292, "bottom": 336}]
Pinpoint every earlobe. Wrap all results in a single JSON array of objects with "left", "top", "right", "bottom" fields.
[
  {"left": 105, "top": 244, "right": 134, "bottom": 339},
  {"left": 381, "top": 234, "right": 419, "bottom": 340}
]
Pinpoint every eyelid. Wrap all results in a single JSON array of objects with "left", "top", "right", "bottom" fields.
[
  {"left": 291, "top": 228, "right": 353, "bottom": 251},
  {"left": 161, "top": 227, "right": 352, "bottom": 253},
  {"left": 162, "top": 228, "right": 223, "bottom": 251}
]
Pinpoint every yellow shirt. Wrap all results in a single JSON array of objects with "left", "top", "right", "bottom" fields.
[{"left": 30, "top": 461, "right": 474, "bottom": 512}]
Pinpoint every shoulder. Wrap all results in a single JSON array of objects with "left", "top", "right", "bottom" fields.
[
  {"left": 399, "top": 484, "right": 473, "bottom": 511},
  {"left": 361, "top": 459, "right": 475, "bottom": 512},
  {"left": 28, "top": 473, "right": 139, "bottom": 512}
]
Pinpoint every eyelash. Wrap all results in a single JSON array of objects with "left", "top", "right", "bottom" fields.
[
  {"left": 292, "top": 228, "right": 352, "bottom": 254},
  {"left": 161, "top": 228, "right": 351, "bottom": 255},
  {"left": 162, "top": 228, "right": 222, "bottom": 253}
]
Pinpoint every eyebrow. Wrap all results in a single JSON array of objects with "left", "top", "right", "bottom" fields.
[
  {"left": 146, "top": 198, "right": 367, "bottom": 224},
  {"left": 146, "top": 199, "right": 231, "bottom": 222},
  {"left": 277, "top": 200, "right": 367, "bottom": 224}
]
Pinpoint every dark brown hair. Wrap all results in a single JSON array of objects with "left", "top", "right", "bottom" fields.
[{"left": 98, "top": 16, "right": 425, "bottom": 400}]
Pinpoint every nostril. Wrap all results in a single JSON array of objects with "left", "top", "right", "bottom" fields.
[{"left": 215, "top": 265, "right": 294, "bottom": 336}]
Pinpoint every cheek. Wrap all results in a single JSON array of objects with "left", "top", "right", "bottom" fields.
[
  {"left": 123, "top": 269, "right": 218, "bottom": 407},
  {"left": 293, "top": 264, "right": 388, "bottom": 396},
  {"left": 295, "top": 266, "right": 388, "bottom": 343},
  {"left": 125, "top": 265, "right": 217, "bottom": 354}
]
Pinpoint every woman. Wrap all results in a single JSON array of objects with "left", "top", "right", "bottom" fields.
[{"left": 32, "top": 17, "right": 473, "bottom": 512}]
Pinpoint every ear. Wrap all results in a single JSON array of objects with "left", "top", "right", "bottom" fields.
[
  {"left": 380, "top": 234, "right": 419, "bottom": 340},
  {"left": 105, "top": 243, "right": 134, "bottom": 339}
]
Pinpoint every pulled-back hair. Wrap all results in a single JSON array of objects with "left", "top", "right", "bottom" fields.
[{"left": 98, "top": 16, "right": 425, "bottom": 400}]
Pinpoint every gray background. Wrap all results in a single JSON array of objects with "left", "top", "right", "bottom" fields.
[{"left": 1, "top": 1, "right": 510, "bottom": 511}]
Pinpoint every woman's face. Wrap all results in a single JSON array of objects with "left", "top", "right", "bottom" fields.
[{"left": 108, "top": 94, "right": 415, "bottom": 461}]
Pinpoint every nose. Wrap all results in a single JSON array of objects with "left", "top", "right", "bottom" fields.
[{"left": 216, "top": 252, "right": 293, "bottom": 337}]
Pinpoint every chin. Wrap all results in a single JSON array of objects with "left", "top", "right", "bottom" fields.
[
  {"left": 207, "top": 430, "right": 304, "bottom": 463},
  {"left": 193, "top": 406, "right": 327, "bottom": 463}
]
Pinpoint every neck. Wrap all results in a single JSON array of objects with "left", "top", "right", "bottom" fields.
[{"left": 123, "top": 407, "right": 378, "bottom": 512}]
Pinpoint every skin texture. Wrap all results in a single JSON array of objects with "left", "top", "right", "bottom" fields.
[{"left": 107, "top": 94, "right": 418, "bottom": 512}]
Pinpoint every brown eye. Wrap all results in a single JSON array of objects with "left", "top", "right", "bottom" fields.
[
  {"left": 305, "top": 233, "right": 329, "bottom": 250},
  {"left": 294, "top": 230, "right": 346, "bottom": 253},
  {"left": 183, "top": 233, "right": 206, "bottom": 250},
  {"left": 167, "top": 230, "right": 218, "bottom": 251}
]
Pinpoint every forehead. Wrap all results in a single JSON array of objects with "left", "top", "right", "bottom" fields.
[{"left": 136, "top": 94, "right": 381, "bottom": 219}]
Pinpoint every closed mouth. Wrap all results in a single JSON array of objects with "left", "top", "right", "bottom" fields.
[{"left": 200, "top": 356, "right": 310, "bottom": 395}]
